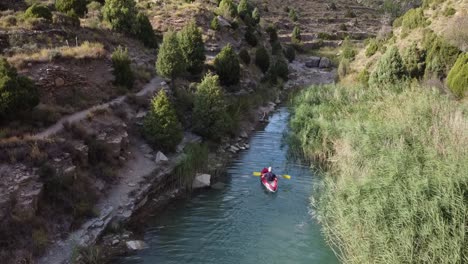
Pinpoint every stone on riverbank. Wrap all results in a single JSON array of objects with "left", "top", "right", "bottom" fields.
[
  {"left": 192, "top": 173, "right": 211, "bottom": 189},
  {"left": 126, "top": 240, "right": 147, "bottom": 251},
  {"left": 155, "top": 151, "right": 169, "bottom": 163}
]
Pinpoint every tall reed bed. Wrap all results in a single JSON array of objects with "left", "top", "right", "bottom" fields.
[
  {"left": 290, "top": 83, "right": 468, "bottom": 263},
  {"left": 172, "top": 143, "right": 209, "bottom": 191}
]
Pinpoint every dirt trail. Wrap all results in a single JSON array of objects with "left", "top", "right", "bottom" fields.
[{"left": 33, "top": 76, "right": 164, "bottom": 140}]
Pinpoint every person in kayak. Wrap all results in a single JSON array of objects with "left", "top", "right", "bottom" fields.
[{"left": 262, "top": 167, "right": 277, "bottom": 182}]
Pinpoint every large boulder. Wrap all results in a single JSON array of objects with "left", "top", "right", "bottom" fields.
[
  {"left": 305, "top": 57, "right": 321, "bottom": 68},
  {"left": 192, "top": 174, "right": 211, "bottom": 189},
  {"left": 319, "top": 57, "right": 331, "bottom": 68},
  {"left": 126, "top": 240, "right": 148, "bottom": 251},
  {"left": 155, "top": 151, "right": 168, "bottom": 163}
]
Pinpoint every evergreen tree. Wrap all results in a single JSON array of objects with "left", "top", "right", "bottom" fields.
[
  {"left": 237, "top": 0, "right": 249, "bottom": 18},
  {"left": 214, "top": 44, "right": 240, "bottom": 85},
  {"left": 111, "top": 46, "right": 134, "bottom": 90},
  {"left": 211, "top": 16, "right": 220, "bottom": 30},
  {"left": 284, "top": 45, "right": 295, "bottom": 62},
  {"left": 289, "top": 8, "right": 298, "bottom": 22},
  {"left": 103, "top": 0, "right": 137, "bottom": 32},
  {"left": 291, "top": 26, "right": 301, "bottom": 44},
  {"left": 266, "top": 25, "right": 278, "bottom": 43},
  {"left": 143, "top": 90, "right": 183, "bottom": 151},
  {"left": 252, "top": 7, "right": 260, "bottom": 24},
  {"left": 447, "top": 52, "right": 468, "bottom": 99},
  {"left": 218, "top": 0, "right": 237, "bottom": 18},
  {"left": 178, "top": 21, "right": 206, "bottom": 74},
  {"left": 134, "top": 12, "right": 157, "bottom": 49},
  {"left": 0, "top": 58, "right": 39, "bottom": 119},
  {"left": 192, "top": 73, "right": 229, "bottom": 140},
  {"left": 255, "top": 46, "right": 270, "bottom": 73},
  {"left": 369, "top": 46, "right": 407, "bottom": 86},
  {"left": 156, "top": 31, "right": 185, "bottom": 86},
  {"left": 24, "top": 4, "right": 52, "bottom": 20},
  {"left": 402, "top": 43, "right": 426, "bottom": 79},
  {"left": 55, "top": 0, "right": 87, "bottom": 17}
]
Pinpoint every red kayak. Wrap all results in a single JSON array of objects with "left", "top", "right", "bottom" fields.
[{"left": 261, "top": 172, "right": 278, "bottom": 192}]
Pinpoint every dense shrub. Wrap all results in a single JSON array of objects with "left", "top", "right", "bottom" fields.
[
  {"left": 237, "top": 0, "right": 250, "bottom": 18},
  {"left": 365, "top": 38, "right": 379, "bottom": 57},
  {"left": 345, "top": 9, "right": 356, "bottom": 18},
  {"left": 218, "top": 0, "right": 237, "bottom": 18},
  {"left": 424, "top": 34, "right": 460, "bottom": 78},
  {"left": 402, "top": 43, "right": 426, "bottom": 79},
  {"left": 400, "top": 8, "right": 427, "bottom": 31},
  {"left": 210, "top": 16, "right": 220, "bottom": 30},
  {"left": 283, "top": 45, "right": 295, "bottom": 62},
  {"left": 55, "top": 0, "right": 87, "bottom": 17},
  {"left": 337, "top": 58, "right": 350, "bottom": 79},
  {"left": 289, "top": 8, "right": 298, "bottom": 22},
  {"left": 291, "top": 26, "right": 301, "bottom": 44},
  {"left": 214, "top": 44, "right": 240, "bottom": 85},
  {"left": 24, "top": 4, "right": 52, "bottom": 21},
  {"left": 239, "top": 48, "right": 251, "bottom": 64},
  {"left": 111, "top": 46, "right": 134, "bottom": 90},
  {"left": 244, "top": 29, "right": 258, "bottom": 46},
  {"left": 266, "top": 25, "right": 278, "bottom": 43},
  {"left": 143, "top": 90, "right": 183, "bottom": 151},
  {"left": 0, "top": 58, "right": 39, "bottom": 119},
  {"left": 103, "top": 0, "right": 137, "bottom": 32},
  {"left": 178, "top": 21, "right": 205, "bottom": 74},
  {"left": 369, "top": 46, "right": 407, "bottom": 86},
  {"left": 447, "top": 53, "right": 468, "bottom": 98},
  {"left": 443, "top": 6, "right": 456, "bottom": 17},
  {"left": 341, "top": 37, "right": 356, "bottom": 61},
  {"left": 255, "top": 46, "right": 270, "bottom": 73},
  {"left": 357, "top": 68, "right": 370, "bottom": 86},
  {"left": 192, "top": 73, "right": 230, "bottom": 140},
  {"left": 271, "top": 41, "right": 283, "bottom": 55},
  {"left": 230, "top": 18, "right": 239, "bottom": 30},
  {"left": 134, "top": 12, "right": 157, "bottom": 48},
  {"left": 156, "top": 31, "right": 185, "bottom": 83},
  {"left": 252, "top": 8, "right": 260, "bottom": 24},
  {"left": 267, "top": 55, "right": 289, "bottom": 82},
  {"left": 339, "top": 24, "right": 347, "bottom": 31}
]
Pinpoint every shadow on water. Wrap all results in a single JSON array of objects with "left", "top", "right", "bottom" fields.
[{"left": 115, "top": 107, "right": 338, "bottom": 264}]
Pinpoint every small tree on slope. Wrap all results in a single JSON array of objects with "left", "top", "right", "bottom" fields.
[
  {"left": 214, "top": 44, "right": 240, "bottom": 86},
  {"left": 178, "top": 21, "right": 206, "bottom": 75},
  {"left": 369, "top": 46, "right": 407, "bottom": 87},
  {"left": 156, "top": 31, "right": 185, "bottom": 87},
  {"left": 143, "top": 90, "right": 183, "bottom": 151}
]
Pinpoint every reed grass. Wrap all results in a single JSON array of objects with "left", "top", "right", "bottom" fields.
[
  {"left": 290, "top": 83, "right": 468, "bottom": 263},
  {"left": 173, "top": 143, "right": 209, "bottom": 191}
]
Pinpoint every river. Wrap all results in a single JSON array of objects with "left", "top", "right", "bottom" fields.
[{"left": 116, "top": 107, "right": 338, "bottom": 264}]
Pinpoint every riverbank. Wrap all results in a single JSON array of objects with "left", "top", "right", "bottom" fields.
[{"left": 289, "top": 83, "right": 467, "bottom": 263}]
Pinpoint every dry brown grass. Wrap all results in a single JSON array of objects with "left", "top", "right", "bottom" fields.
[{"left": 8, "top": 41, "right": 106, "bottom": 67}]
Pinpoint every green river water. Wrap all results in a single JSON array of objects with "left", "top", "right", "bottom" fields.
[{"left": 116, "top": 107, "right": 338, "bottom": 264}]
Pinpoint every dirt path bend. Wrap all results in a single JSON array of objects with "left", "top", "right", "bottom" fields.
[{"left": 33, "top": 76, "right": 164, "bottom": 140}]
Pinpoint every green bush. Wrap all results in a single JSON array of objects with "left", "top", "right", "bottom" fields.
[
  {"left": 338, "top": 58, "right": 350, "bottom": 79},
  {"left": 0, "top": 58, "right": 39, "bottom": 119},
  {"left": 345, "top": 9, "right": 356, "bottom": 18},
  {"left": 214, "top": 44, "right": 240, "bottom": 86},
  {"left": 339, "top": 24, "right": 347, "bottom": 31},
  {"left": 143, "top": 90, "right": 183, "bottom": 151},
  {"left": 103, "top": 0, "right": 137, "bottom": 33},
  {"left": 24, "top": 4, "right": 52, "bottom": 20},
  {"left": 218, "top": 0, "right": 237, "bottom": 18},
  {"left": 178, "top": 21, "right": 205, "bottom": 74},
  {"left": 424, "top": 34, "right": 460, "bottom": 78},
  {"left": 252, "top": 7, "right": 260, "bottom": 24},
  {"left": 192, "top": 73, "right": 230, "bottom": 140},
  {"left": 266, "top": 25, "right": 278, "bottom": 43},
  {"left": 369, "top": 46, "right": 407, "bottom": 86},
  {"left": 134, "top": 12, "right": 157, "bottom": 48},
  {"left": 357, "top": 68, "right": 370, "bottom": 86},
  {"left": 244, "top": 29, "right": 258, "bottom": 47},
  {"left": 55, "top": 0, "right": 87, "bottom": 17},
  {"left": 341, "top": 37, "right": 356, "bottom": 61},
  {"left": 443, "top": 6, "right": 456, "bottom": 17},
  {"left": 111, "top": 46, "right": 134, "bottom": 90},
  {"left": 291, "top": 26, "right": 301, "bottom": 44},
  {"left": 401, "top": 8, "right": 427, "bottom": 31},
  {"left": 283, "top": 45, "right": 295, "bottom": 62},
  {"left": 446, "top": 52, "right": 468, "bottom": 98},
  {"left": 156, "top": 31, "right": 185, "bottom": 83},
  {"left": 237, "top": 0, "right": 249, "bottom": 18},
  {"left": 402, "top": 43, "right": 426, "bottom": 79},
  {"left": 267, "top": 55, "right": 289, "bottom": 82},
  {"left": 289, "top": 8, "right": 298, "bottom": 22},
  {"left": 255, "top": 46, "right": 270, "bottom": 73},
  {"left": 239, "top": 48, "right": 251, "bottom": 64},
  {"left": 365, "top": 38, "right": 379, "bottom": 57},
  {"left": 230, "top": 18, "right": 239, "bottom": 30},
  {"left": 210, "top": 16, "right": 220, "bottom": 30},
  {"left": 271, "top": 41, "right": 282, "bottom": 56}
]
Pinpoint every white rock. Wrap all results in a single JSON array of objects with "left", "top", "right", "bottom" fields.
[
  {"left": 155, "top": 151, "right": 168, "bottom": 163},
  {"left": 192, "top": 173, "right": 211, "bottom": 189},
  {"left": 126, "top": 240, "right": 147, "bottom": 251},
  {"left": 112, "top": 239, "right": 120, "bottom": 246},
  {"left": 240, "top": 131, "right": 248, "bottom": 138}
]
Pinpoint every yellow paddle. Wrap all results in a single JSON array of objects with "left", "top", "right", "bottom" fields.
[{"left": 252, "top": 172, "right": 291, "bottom": 179}]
